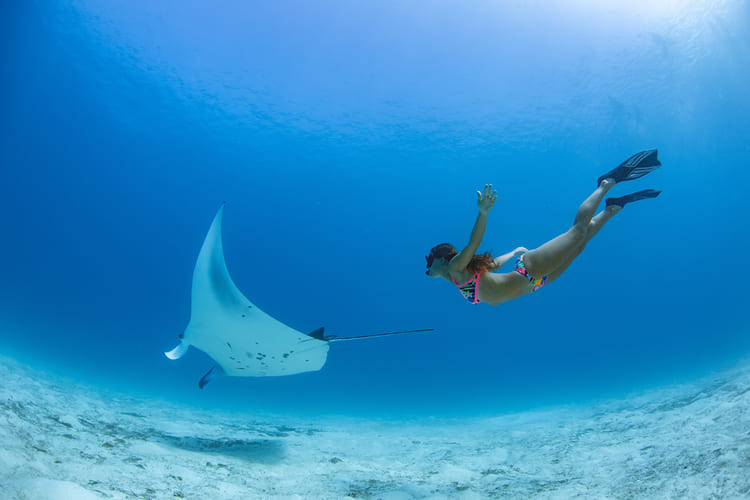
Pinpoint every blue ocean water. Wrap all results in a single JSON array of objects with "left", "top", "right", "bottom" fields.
[{"left": 1, "top": 0, "right": 748, "bottom": 418}]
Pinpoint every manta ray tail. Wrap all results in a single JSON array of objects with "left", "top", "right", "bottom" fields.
[
  {"left": 199, "top": 365, "right": 225, "bottom": 389},
  {"left": 328, "top": 328, "right": 436, "bottom": 342},
  {"left": 165, "top": 341, "right": 189, "bottom": 360}
]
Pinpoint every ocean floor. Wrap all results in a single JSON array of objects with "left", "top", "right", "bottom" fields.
[{"left": 1, "top": 354, "right": 749, "bottom": 499}]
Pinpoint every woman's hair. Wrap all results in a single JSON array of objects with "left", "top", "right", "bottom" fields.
[{"left": 426, "top": 243, "right": 495, "bottom": 274}]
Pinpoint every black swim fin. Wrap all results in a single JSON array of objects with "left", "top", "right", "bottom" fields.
[
  {"left": 598, "top": 149, "right": 661, "bottom": 186},
  {"left": 606, "top": 189, "right": 662, "bottom": 208}
]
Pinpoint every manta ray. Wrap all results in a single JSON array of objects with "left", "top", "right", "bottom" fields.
[{"left": 165, "top": 204, "right": 431, "bottom": 388}]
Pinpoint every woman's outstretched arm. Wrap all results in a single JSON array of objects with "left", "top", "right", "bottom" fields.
[{"left": 450, "top": 184, "right": 497, "bottom": 272}]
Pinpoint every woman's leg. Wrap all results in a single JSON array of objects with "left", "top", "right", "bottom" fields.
[
  {"left": 524, "top": 179, "right": 615, "bottom": 277},
  {"left": 545, "top": 205, "right": 620, "bottom": 284}
]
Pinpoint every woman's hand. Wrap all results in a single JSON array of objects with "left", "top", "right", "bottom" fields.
[
  {"left": 512, "top": 246, "right": 528, "bottom": 257},
  {"left": 477, "top": 184, "right": 498, "bottom": 214}
]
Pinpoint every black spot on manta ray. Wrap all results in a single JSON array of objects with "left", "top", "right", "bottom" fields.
[
  {"left": 226, "top": 342, "right": 232, "bottom": 349},
  {"left": 283, "top": 353, "right": 289, "bottom": 358}
]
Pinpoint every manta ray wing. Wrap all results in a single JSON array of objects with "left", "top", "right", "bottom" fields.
[{"left": 165, "top": 204, "right": 329, "bottom": 385}]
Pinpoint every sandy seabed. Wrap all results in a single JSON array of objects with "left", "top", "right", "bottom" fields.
[{"left": 1, "top": 354, "right": 749, "bottom": 500}]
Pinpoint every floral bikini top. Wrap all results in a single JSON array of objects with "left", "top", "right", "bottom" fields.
[{"left": 450, "top": 272, "right": 481, "bottom": 304}]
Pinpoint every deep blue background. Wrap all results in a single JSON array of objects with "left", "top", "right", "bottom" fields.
[{"left": 1, "top": 0, "right": 749, "bottom": 417}]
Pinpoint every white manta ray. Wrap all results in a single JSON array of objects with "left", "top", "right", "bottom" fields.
[
  {"left": 165, "top": 204, "right": 330, "bottom": 388},
  {"left": 165, "top": 204, "right": 432, "bottom": 388}
]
